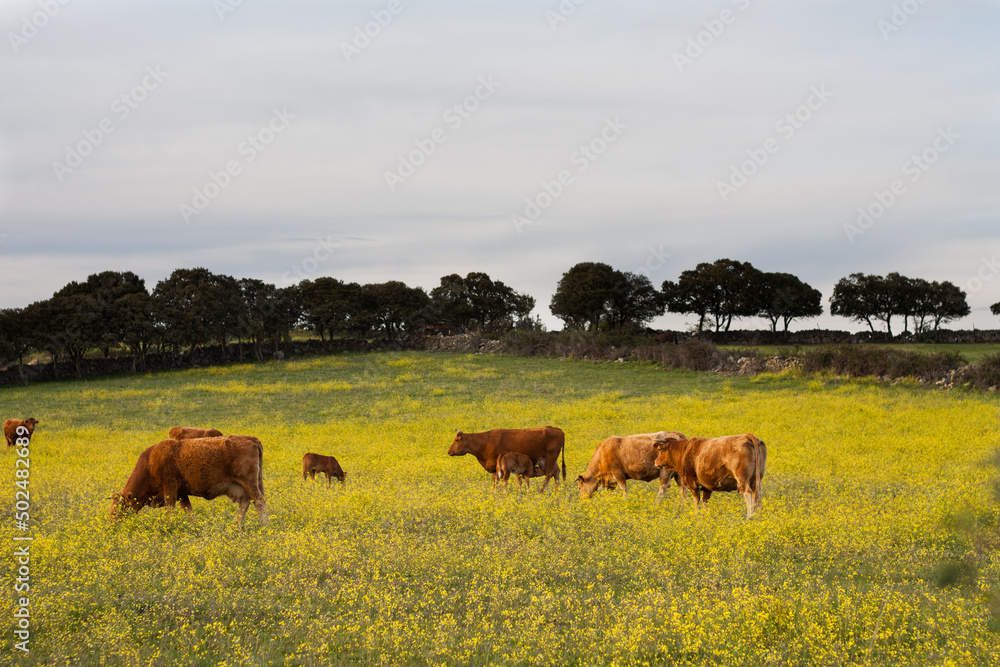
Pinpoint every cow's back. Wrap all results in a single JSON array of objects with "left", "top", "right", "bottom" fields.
[
  {"left": 169, "top": 426, "right": 224, "bottom": 440},
  {"left": 170, "top": 436, "right": 262, "bottom": 497},
  {"left": 616, "top": 431, "right": 685, "bottom": 479},
  {"left": 493, "top": 426, "right": 563, "bottom": 455}
]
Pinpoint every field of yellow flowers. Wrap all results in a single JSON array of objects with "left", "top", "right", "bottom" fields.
[{"left": 3, "top": 351, "right": 999, "bottom": 666}]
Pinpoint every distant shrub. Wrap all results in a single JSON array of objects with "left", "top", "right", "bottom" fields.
[
  {"left": 629, "top": 339, "right": 736, "bottom": 372},
  {"left": 965, "top": 353, "right": 1000, "bottom": 390},
  {"left": 801, "top": 345, "right": 965, "bottom": 381}
]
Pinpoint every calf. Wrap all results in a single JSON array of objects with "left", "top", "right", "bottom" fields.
[
  {"left": 302, "top": 453, "right": 346, "bottom": 486},
  {"left": 4, "top": 418, "right": 38, "bottom": 448},
  {"left": 495, "top": 452, "right": 545, "bottom": 491},
  {"left": 168, "top": 427, "right": 223, "bottom": 440},
  {"left": 653, "top": 433, "right": 767, "bottom": 519}
]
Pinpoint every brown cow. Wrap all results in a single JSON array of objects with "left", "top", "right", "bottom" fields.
[
  {"left": 495, "top": 452, "right": 545, "bottom": 491},
  {"left": 110, "top": 436, "right": 267, "bottom": 524},
  {"left": 653, "top": 433, "right": 767, "bottom": 519},
  {"left": 168, "top": 427, "right": 223, "bottom": 440},
  {"left": 448, "top": 426, "right": 565, "bottom": 492},
  {"left": 302, "top": 453, "right": 346, "bottom": 486},
  {"left": 4, "top": 418, "right": 38, "bottom": 448},
  {"left": 576, "top": 431, "right": 685, "bottom": 499}
]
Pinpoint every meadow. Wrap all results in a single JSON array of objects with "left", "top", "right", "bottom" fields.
[{"left": 2, "top": 351, "right": 999, "bottom": 666}]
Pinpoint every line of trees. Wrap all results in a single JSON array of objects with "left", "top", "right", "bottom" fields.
[
  {"left": 1, "top": 260, "right": 985, "bottom": 374},
  {"left": 549, "top": 260, "right": 972, "bottom": 335},
  {"left": 830, "top": 273, "right": 970, "bottom": 335},
  {"left": 0, "top": 269, "right": 536, "bottom": 375},
  {"left": 550, "top": 259, "right": 823, "bottom": 333}
]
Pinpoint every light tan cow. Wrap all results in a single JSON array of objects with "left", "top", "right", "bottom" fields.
[
  {"left": 576, "top": 431, "right": 685, "bottom": 499},
  {"left": 653, "top": 433, "right": 767, "bottom": 518}
]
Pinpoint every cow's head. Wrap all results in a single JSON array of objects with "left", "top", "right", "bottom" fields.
[
  {"left": 109, "top": 492, "right": 137, "bottom": 520},
  {"left": 652, "top": 438, "right": 677, "bottom": 469},
  {"left": 575, "top": 474, "right": 598, "bottom": 498},
  {"left": 23, "top": 417, "right": 38, "bottom": 433},
  {"left": 447, "top": 430, "right": 468, "bottom": 456}
]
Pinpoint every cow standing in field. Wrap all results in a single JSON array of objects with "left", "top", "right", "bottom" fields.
[
  {"left": 4, "top": 418, "right": 38, "bottom": 448},
  {"left": 653, "top": 433, "right": 767, "bottom": 519},
  {"left": 576, "top": 431, "right": 685, "bottom": 499},
  {"left": 495, "top": 452, "right": 545, "bottom": 491},
  {"left": 302, "top": 453, "right": 346, "bottom": 486},
  {"left": 447, "top": 427, "right": 565, "bottom": 492},
  {"left": 168, "top": 427, "right": 223, "bottom": 440},
  {"left": 110, "top": 435, "right": 267, "bottom": 525}
]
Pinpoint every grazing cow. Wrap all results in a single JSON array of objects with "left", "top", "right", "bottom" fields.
[
  {"left": 110, "top": 436, "right": 267, "bottom": 524},
  {"left": 576, "top": 431, "right": 685, "bottom": 499},
  {"left": 168, "top": 427, "right": 223, "bottom": 440},
  {"left": 302, "top": 453, "right": 346, "bottom": 486},
  {"left": 653, "top": 433, "right": 767, "bottom": 519},
  {"left": 448, "top": 426, "right": 565, "bottom": 492},
  {"left": 495, "top": 452, "right": 545, "bottom": 491},
  {"left": 4, "top": 417, "right": 38, "bottom": 448}
]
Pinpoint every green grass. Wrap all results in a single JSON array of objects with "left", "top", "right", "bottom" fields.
[
  {"left": 2, "top": 352, "right": 999, "bottom": 665},
  {"left": 721, "top": 342, "right": 1000, "bottom": 364}
]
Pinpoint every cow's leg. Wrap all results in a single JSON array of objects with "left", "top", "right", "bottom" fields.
[
  {"left": 539, "top": 455, "right": 559, "bottom": 493},
  {"left": 743, "top": 490, "right": 756, "bottom": 519},
  {"left": 655, "top": 469, "right": 672, "bottom": 501},
  {"left": 250, "top": 487, "right": 268, "bottom": 525},
  {"left": 538, "top": 466, "right": 557, "bottom": 493},
  {"left": 241, "top": 485, "right": 268, "bottom": 525},
  {"left": 236, "top": 495, "right": 251, "bottom": 524},
  {"left": 325, "top": 471, "right": 332, "bottom": 487},
  {"left": 699, "top": 488, "right": 712, "bottom": 508},
  {"left": 178, "top": 495, "right": 192, "bottom": 513},
  {"left": 163, "top": 484, "right": 180, "bottom": 511},
  {"left": 612, "top": 471, "right": 629, "bottom": 499}
]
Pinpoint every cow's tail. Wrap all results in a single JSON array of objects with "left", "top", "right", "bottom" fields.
[
  {"left": 752, "top": 435, "right": 762, "bottom": 503},
  {"left": 561, "top": 437, "right": 567, "bottom": 481},
  {"left": 257, "top": 441, "right": 265, "bottom": 497}
]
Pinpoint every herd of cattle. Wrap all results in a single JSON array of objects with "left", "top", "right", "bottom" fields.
[{"left": 3, "top": 418, "right": 768, "bottom": 522}]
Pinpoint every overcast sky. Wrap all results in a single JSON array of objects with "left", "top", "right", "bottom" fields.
[{"left": 1, "top": 0, "right": 997, "bottom": 331}]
